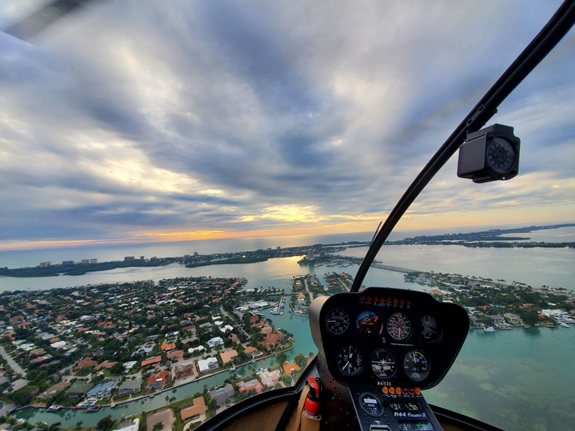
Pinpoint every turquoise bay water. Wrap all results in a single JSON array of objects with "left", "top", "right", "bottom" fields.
[
  {"left": 6, "top": 227, "right": 575, "bottom": 430},
  {"left": 427, "top": 327, "right": 575, "bottom": 431}
]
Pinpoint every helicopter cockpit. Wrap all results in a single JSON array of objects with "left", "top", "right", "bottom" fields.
[
  {"left": 2, "top": 1, "right": 575, "bottom": 431},
  {"left": 308, "top": 287, "right": 468, "bottom": 431}
]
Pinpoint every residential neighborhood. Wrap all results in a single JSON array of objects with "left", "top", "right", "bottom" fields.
[{"left": 0, "top": 275, "right": 314, "bottom": 430}]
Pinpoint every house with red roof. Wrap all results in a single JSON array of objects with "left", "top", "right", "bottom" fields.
[
  {"left": 161, "top": 343, "right": 177, "bottom": 351},
  {"left": 180, "top": 396, "right": 206, "bottom": 421},
  {"left": 237, "top": 378, "right": 264, "bottom": 394},
  {"left": 75, "top": 357, "right": 98, "bottom": 370},
  {"left": 167, "top": 350, "right": 184, "bottom": 362},
  {"left": 141, "top": 356, "right": 162, "bottom": 367},
  {"left": 259, "top": 332, "right": 285, "bottom": 349},
  {"left": 282, "top": 362, "right": 301, "bottom": 375},
  {"left": 147, "top": 370, "right": 170, "bottom": 388},
  {"left": 95, "top": 360, "right": 118, "bottom": 371}
]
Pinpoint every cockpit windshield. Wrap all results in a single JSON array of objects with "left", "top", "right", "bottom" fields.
[
  {"left": 365, "top": 11, "right": 575, "bottom": 427},
  {"left": 1, "top": 1, "right": 573, "bottom": 430}
]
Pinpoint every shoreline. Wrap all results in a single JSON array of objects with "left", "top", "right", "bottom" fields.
[{"left": 10, "top": 341, "right": 296, "bottom": 416}]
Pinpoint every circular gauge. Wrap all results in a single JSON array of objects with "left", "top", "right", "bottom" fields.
[
  {"left": 420, "top": 314, "right": 439, "bottom": 342},
  {"left": 359, "top": 393, "right": 384, "bottom": 417},
  {"left": 403, "top": 350, "right": 430, "bottom": 382},
  {"left": 336, "top": 345, "right": 364, "bottom": 377},
  {"left": 370, "top": 348, "right": 397, "bottom": 379},
  {"left": 356, "top": 310, "right": 382, "bottom": 336},
  {"left": 386, "top": 312, "right": 412, "bottom": 341},
  {"left": 325, "top": 308, "right": 350, "bottom": 335},
  {"left": 486, "top": 137, "right": 516, "bottom": 174}
]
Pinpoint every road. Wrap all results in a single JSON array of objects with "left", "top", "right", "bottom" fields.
[
  {"left": 303, "top": 278, "right": 314, "bottom": 302},
  {"left": 0, "top": 401, "right": 16, "bottom": 417},
  {"left": 0, "top": 345, "right": 26, "bottom": 377},
  {"left": 219, "top": 305, "right": 233, "bottom": 320}
]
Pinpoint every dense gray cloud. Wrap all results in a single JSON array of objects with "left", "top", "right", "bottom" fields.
[{"left": 1, "top": 0, "right": 573, "bottom": 247}]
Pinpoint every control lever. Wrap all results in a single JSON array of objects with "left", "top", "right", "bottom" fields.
[
  {"left": 292, "top": 377, "right": 322, "bottom": 431},
  {"left": 304, "top": 377, "right": 321, "bottom": 418}
]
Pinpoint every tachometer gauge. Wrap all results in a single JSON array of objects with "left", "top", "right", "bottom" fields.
[
  {"left": 356, "top": 310, "right": 382, "bottom": 336},
  {"left": 325, "top": 308, "right": 350, "bottom": 335},
  {"left": 387, "top": 312, "right": 412, "bottom": 341},
  {"left": 420, "top": 314, "right": 438, "bottom": 342},
  {"left": 337, "top": 345, "right": 364, "bottom": 377},
  {"left": 403, "top": 350, "right": 430, "bottom": 382},
  {"left": 370, "top": 348, "right": 397, "bottom": 379}
]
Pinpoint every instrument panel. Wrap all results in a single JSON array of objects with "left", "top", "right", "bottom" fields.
[{"left": 309, "top": 287, "right": 469, "bottom": 389}]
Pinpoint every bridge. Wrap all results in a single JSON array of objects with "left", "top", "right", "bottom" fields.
[{"left": 370, "top": 263, "right": 417, "bottom": 274}]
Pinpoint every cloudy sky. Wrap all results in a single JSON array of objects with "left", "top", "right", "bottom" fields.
[{"left": 1, "top": 0, "right": 574, "bottom": 251}]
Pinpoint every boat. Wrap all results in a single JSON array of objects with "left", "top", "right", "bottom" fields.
[
  {"left": 47, "top": 405, "right": 61, "bottom": 412},
  {"left": 483, "top": 326, "right": 495, "bottom": 333},
  {"left": 86, "top": 405, "right": 100, "bottom": 412},
  {"left": 560, "top": 322, "right": 570, "bottom": 328}
]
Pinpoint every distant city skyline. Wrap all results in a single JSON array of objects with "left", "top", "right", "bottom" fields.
[{"left": 1, "top": 1, "right": 574, "bottom": 251}]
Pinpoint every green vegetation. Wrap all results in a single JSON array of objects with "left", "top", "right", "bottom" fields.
[
  {"left": 388, "top": 223, "right": 575, "bottom": 248},
  {"left": 404, "top": 270, "right": 574, "bottom": 328},
  {"left": 0, "top": 260, "right": 164, "bottom": 278}
]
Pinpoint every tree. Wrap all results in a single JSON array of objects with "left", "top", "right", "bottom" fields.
[
  {"left": 11, "top": 385, "right": 38, "bottom": 406},
  {"left": 109, "top": 362, "right": 125, "bottom": 375},
  {"left": 515, "top": 308, "right": 540, "bottom": 326},
  {"left": 206, "top": 396, "right": 218, "bottom": 414},
  {"left": 276, "top": 352, "right": 287, "bottom": 365},
  {"left": 96, "top": 416, "right": 115, "bottom": 431},
  {"left": 294, "top": 353, "right": 307, "bottom": 369}
]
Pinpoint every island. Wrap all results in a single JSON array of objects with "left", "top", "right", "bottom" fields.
[{"left": 1, "top": 223, "right": 573, "bottom": 278}]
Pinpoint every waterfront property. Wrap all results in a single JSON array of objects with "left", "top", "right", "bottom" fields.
[
  {"left": 209, "top": 384, "right": 235, "bottom": 406},
  {"left": 180, "top": 396, "right": 207, "bottom": 421}
]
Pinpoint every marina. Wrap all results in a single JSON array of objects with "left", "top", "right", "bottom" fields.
[{"left": 271, "top": 296, "right": 286, "bottom": 315}]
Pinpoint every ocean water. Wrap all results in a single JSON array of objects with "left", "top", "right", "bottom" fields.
[
  {"left": 2, "top": 240, "right": 573, "bottom": 292},
  {"left": 5, "top": 226, "right": 575, "bottom": 430},
  {"left": 0, "top": 231, "right": 375, "bottom": 269}
]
